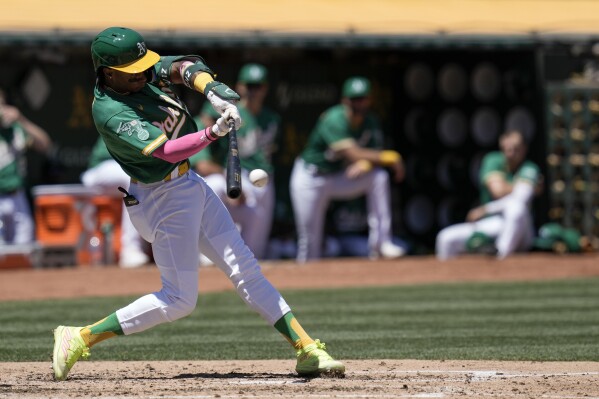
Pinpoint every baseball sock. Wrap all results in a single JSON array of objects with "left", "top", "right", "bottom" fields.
[
  {"left": 79, "top": 313, "right": 124, "bottom": 348},
  {"left": 274, "top": 312, "right": 315, "bottom": 350}
]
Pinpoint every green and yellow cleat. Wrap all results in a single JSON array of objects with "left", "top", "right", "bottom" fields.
[
  {"left": 52, "top": 326, "right": 90, "bottom": 381},
  {"left": 295, "top": 339, "right": 345, "bottom": 376}
]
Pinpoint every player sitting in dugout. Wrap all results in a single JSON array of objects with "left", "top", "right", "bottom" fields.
[{"left": 436, "top": 129, "right": 543, "bottom": 260}]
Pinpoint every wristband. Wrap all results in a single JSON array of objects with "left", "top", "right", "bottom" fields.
[
  {"left": 379, "top": 150, "right": 401, "bottom": 166},
  {"left": 192, "top": 72, "right": 214, "bottom": 94}
]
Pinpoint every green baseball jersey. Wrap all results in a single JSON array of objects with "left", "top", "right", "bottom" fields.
[
  {"left": 300, "top": 104, "right": 384, "bottom": 174},
  {"left": 192, "top": 105, "right": 272, "bottom": 173},
  {"left": 0, "top": 123, "right": 28, "bottom": 193},
  {"left": 254, "top": 106, "right": 280, "bottom": 162},
  {"left": 88, "top": 137, "right": 113, "bottom": 168},
  {"left": 92, "top": 58, "right": 198, "bottom": 184},
  {"left": 479, "top": 151, "right": 540, "bottom": 204}
]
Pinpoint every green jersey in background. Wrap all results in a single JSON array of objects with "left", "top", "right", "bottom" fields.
[{"left": 300, "top": 104, "right": 383, "bottom": 174}]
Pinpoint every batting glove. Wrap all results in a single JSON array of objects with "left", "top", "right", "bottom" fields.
[
  {"left": 206, "top": 90, "right": 242, "bottom": 130},
  {"left": 211, "top": 108, "right": 236, "bottom": 137}
]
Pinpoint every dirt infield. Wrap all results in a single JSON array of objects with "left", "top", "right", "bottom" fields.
[
  {"left": 2, "top": 359, "right": 599, "bottom": 399},
  {"left": 1, "top": 253, "right": 599, "bottom": 301},
  {"left": 1, "top": 253, "right": 598, "bottom": 398}
]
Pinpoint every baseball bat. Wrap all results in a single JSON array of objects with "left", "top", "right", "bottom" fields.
[{"left": 226, "top": 121, "right": 242, "bottom": 199}]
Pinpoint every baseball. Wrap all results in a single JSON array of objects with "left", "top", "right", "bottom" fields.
[{"left": 249, "top": 168, "right": 269, "bottom": 187}]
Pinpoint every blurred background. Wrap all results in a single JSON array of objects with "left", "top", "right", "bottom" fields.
[{"left": 1, "top": 0, "right": 598, "bottom": 265}]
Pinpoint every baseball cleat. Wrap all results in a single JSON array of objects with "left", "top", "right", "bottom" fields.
[
  {"left": 295, "top": 339, "right": 345, "bottom": 376},
  {"left": 52, "top": 326, "right": 90, "bottom": 381},
  {"left": 369, "top": 241, "right": 406, "bottom": 260}
]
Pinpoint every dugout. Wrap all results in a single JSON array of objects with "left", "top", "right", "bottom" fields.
[{"left": 1, "top": 1, "right": 598, "bottom": 255}]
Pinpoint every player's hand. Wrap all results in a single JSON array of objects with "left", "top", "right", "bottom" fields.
[
  {"left": 0, "top": 104, "right": 20, "bottom": 127},
  {"left": 206, "top": 89, "right": 242, "bottom": 130},
  {"left": 211, "top": 109, "right": 237, "bottom": 137},
  {"left": 390, "top": 159, "right": 405, "bottom": 183},
  {"left": 346, "top": 160, "right": 372, "bottom": 179},
  {"left": 466, "top": 206, "right": 486, "bottom": 222}
]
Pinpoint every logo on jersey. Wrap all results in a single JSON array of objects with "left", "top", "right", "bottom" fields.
[
  {"left": 117, "top": 120, "right": 150, "bottom": 141},
  {"left": 137, "top": 42, "right": 147, "bottom": 57},
  {"left": 153, "top": 105, "right": 186, "bottom": 140}
]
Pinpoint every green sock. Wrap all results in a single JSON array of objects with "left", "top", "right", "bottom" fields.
[
  {"left": 89, "top": 313, "right": 124, "bottom": 335},
  {"left": 274, "top": 311, "right": 315, "bottom": 350},
  {"left": 80, "top": 312, "right": 123, "bottom": 347}
]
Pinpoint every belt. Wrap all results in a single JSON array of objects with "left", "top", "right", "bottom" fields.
[{"left": 131, "top": 160, "right": 190, "bottom": 185}]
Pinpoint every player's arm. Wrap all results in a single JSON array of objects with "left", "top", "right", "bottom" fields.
[
  {"left": 335, "top": 142, "right": 405, "bottom": 183},
  {"left": 152, "top": 110, "right": 233, "bottom": 163},
  {"left": 1, "top": 104, "right": 52, "bottom": 153},
  {"left": 484, "top": 172, "right": 513, "bottom": 199},
  {"left": 467, "top": 179, "right": 535, "bottom": 222},
  {"left": 159, "top": 56, "right": 241, "bottom": 129}
]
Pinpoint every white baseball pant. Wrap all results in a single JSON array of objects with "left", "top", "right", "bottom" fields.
[
  {"left": 436, "top": 181, "right": 536, "bottom": 260},
  {"left": 0, "top": 190, "right": 34, "bottom": 244},
  {"left": 115, "top": 171, "right": 290, "bottom": 334},
  {"left": 203, "top": 169, "right": 274, "bottom": 259},
  {"left": 290, "top": 158, "right": 394, "bottom": 263}
]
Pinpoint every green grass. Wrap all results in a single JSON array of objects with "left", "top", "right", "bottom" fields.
[{"left": 1, "top": 278, "right": 598, "bottom": 362}]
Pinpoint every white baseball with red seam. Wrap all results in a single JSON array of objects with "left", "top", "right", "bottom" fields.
[{"left": 249, "top": 169, "right": 269, "bottom": 187}]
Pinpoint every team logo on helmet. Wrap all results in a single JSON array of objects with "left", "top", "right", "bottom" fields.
[{"left": 137, "top": 42, "right": 147, "bottom": 57}]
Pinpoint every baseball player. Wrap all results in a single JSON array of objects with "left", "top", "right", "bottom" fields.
[
  {"left": 52, "top": 27, "right": 344, "bottom": 381},
  {"left": 236, "top": 63, "right": 281, "bottom": 163},
  {"left": 436, "top": 130, "right": 542, "bottom": 260},
  {"left": 191, "top": 98, "right": 274, "bottom": 260},
  {"left": 81, "top": 138, "right": 149, "bottom": 267},
  {"left": 289, "top": 76, "right": 406, "bottom": 263},
  {"left": 0, "top": 88, "right": 52, "bottom": 244}
]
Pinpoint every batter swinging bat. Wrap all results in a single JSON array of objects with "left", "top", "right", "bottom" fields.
[{"left": 226, "top": 121, "right": 242, "bottom": 199}]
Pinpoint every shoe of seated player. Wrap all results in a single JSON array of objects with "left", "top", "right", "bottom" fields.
[
  {"left": 52, "top": 326, "right": 90, "bottom": 381},
  {"left": 295, "top": 339, "right": 345, "bottom": 376}
]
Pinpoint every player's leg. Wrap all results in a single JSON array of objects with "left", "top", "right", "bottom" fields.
[
  {"left": 436, "top": 222, "right": 477, "bottom": 260},
  {"left": 53, "top": 175, "right": 203, "bottom": 380},
  {"left": 363, "top": 168, "right": 403, "bottom": 258},
  {"left": 326, "top": 167, "right": 402, "bottom": 258},
  {"left": 12, "top": 190, "right": 34, "bottom": 244},
  {"left": 202, "top": 172, "right": 227, "bottom": 198},
  {"left": 235, "top": 174, "right": 275, "bottom": 259},
  {"left": 198, "top": 176, "right": 344, "bottom": 375},
  {"left": 289, "top": 159, "right": 331, "bottom": 262},
  {"left": 435, "top": 216, "right": 503, "bottom": 260},
  {"left": 495, "top": 182, "right": 536, "bottom": 258}
]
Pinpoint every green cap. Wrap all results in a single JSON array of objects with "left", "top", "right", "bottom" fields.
[
  {"left": 91, "top": 27, "right": 160, "bottom": 73},
  {"left": 342, "top": 76, "right": 371, "bottom": 98},
  {"left": 200, "top": 101, "right": 220, "bottom": 120},
  {"left": 238, "top": 63, "right": 268, "bottom": 84}
]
